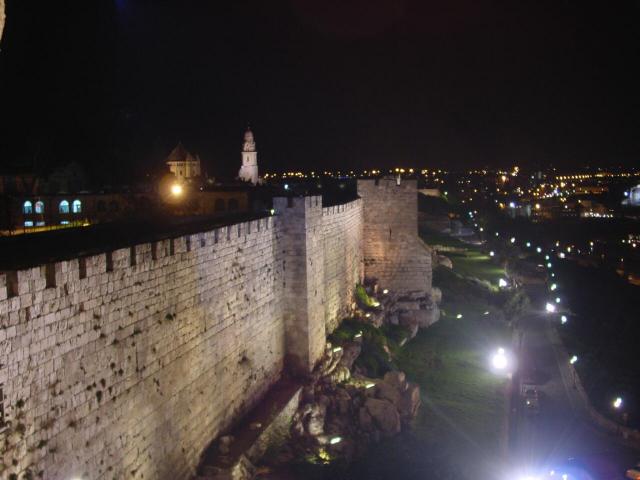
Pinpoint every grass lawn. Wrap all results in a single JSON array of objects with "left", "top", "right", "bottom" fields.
[{"left": 420, "top": 227, "right": 506, "bottom": 286}]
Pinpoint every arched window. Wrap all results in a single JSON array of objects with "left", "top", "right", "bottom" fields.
[
  {"left": 228, "top": 198, "right": 239, "bottom": 211},
  {"left": 72, "top": 199, "right": 82, "bottom": 213},
  {"left": 35, "top": 201, "right": 44, "bottom": 214},
  {"left": 59, "top": 200, "right": 70, "bottom": 214},
  {"left": 214, "top": 198, "right": 226, "bottom": 212},
  {"left": 23, "top": 201, "right": 33, "bottom": 214}
]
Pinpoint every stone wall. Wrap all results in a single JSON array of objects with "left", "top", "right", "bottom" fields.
[
  {"left": 322, "top": 199, "right": 364, "bottom": 333},
  {"left": 0, "top": 186, "right": 425, "bottom": 479},
  {"left": 0, "top": 217, "right": 285, "bottom": 480},
  {"left": 357, "top": 178, "right": 432, "bottom": 295}
]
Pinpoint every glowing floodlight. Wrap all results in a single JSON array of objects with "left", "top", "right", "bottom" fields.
[
  {"left": 170, "top": 183, "right": 183, "bottom": 196},
  {"left": 545, "top": 302, "right": 556, "bottom": 313},
  {"left": 613, "top": 397, "right": 623, "bottom": 409},
  {"left": 498, "top": 278, "right": 508, "bottom": 288},
  {"left": 492, "top": 348, "right": 508, "bottom": 370}
]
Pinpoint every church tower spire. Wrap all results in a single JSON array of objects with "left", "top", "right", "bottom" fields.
[{"left": 238, "top": 126, "right": 259, "bottom": 185}]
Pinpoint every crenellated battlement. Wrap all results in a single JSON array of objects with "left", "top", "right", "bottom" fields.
[{"left": 0, "top": 186, "right": 426, "bottom": 480}]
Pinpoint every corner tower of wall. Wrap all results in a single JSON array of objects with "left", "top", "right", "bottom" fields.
[
  {"left": 273, "top": 196, "right": 326, "bottom": 376},
  {"left": 357, "top": 178, "right": 432, "bottom": 295}
]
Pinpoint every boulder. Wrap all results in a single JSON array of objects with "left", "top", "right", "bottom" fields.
[
  {"left": 375, "top": 381, "right": 402, "bottom": 407},
  {"left": 383, "top": 371, "right": 407, "bottom": 391},
  {"left": 338, "top": 341, "right": 362, "bottom": 370},
  {"left": 364, "top": 398, "right": 401, "bottom": 436},
  {"left": 399, "top": 383, "right": 421, "bottom": 421}
]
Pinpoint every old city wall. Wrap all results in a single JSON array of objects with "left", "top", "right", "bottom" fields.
[
  {"left": 0, "top": 187, "right": 422, "bottom": 480},
  {"left": 357, "top": 178, "right": 432, "bottom": 295},
  {"left": 322, "top": 199, "right": 364, "bottom": 333},
  {"left": 0, "top": 217, "right": 286, "bottom": 480}
]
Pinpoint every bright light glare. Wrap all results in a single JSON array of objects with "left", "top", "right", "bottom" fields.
[
  {"left": 489, "top": 251, "right": 495, "bottom": 257},
  {"left": 330, "top": 436, "right": 342, "bottom": 445},
  {"left": 492, "top": 348, "right": 508, "bottom": 370},
  {"left": 570, "top": 355, "right": 578, "bottom": 364},
  {"left": 498, "top": 278, "right": 508, "bottom": 288},
  {"left": 613, "top": 397, "right": 623, "bottom": 409},
  {"left": 550, "top": 283, "right": 557, "bottom": 291},
  {"left": 555, "top": 297, "right": 561, "bottom": 304},
  {"left": 559, "top": 252, "right": 566, "bottom": 259},
  {"left": 561, "top": 315, "right": 567, "bottom": 324},
  {"left": 536, "top": 247, "right": 542, "bottom": 253},
  {"left": 456, "top": 313, "right": 463, "bottom": 319},
  {"left": 382, "top": 289, "right": 389, "bottom": 294},
  {"left": 545, "top": 302, "right": 556, "bottom": 313},
  {"left": 170, "top": 184, "right": 183, "bottom": 196},
  {"left": 547, "top": 262, "right": 552, "bottom": 268},
  {"left": 510, "top": 237, "right": 516, "bottom": 244}
]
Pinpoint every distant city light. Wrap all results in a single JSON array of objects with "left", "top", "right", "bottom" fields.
[{"left": 545, "top": 302, "right": 556, "bottom": 313}]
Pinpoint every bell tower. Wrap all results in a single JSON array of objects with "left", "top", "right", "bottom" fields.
[{"left": 238, "top": 127, "right": 259, "bottom": 185}]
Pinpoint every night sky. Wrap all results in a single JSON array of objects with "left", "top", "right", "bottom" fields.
[{"left": 1, "top": 0, "right": 640, "bottom": 181}]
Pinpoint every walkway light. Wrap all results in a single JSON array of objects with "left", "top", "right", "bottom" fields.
[
  {"left": 613, "top": 397, "right": 623, "bottom": 409},
  {"left": 492, "top": 347, "right": 508, "bottom": 370},
  {"left": 569, "top": 355, "right": 578, "bottom": 364},
  {"left": 545, "top": 303, "right": 556, "bottom": 313}
]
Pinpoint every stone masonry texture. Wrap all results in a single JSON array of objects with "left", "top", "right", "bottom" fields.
[
  {"left": 0, "top": 183, "right": 428, "bottom": 479},
  {"left": 357, "top": 178, "right": 432, "bottom": 295}
]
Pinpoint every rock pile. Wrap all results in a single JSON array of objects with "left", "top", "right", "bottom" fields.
[{"left": 276, "top": 346, "right": 422, "bottom": 465}]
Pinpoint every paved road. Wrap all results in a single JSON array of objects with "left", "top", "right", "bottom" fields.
[{"left": 508, "top": 301, "right": 639, "bottom": 479}]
